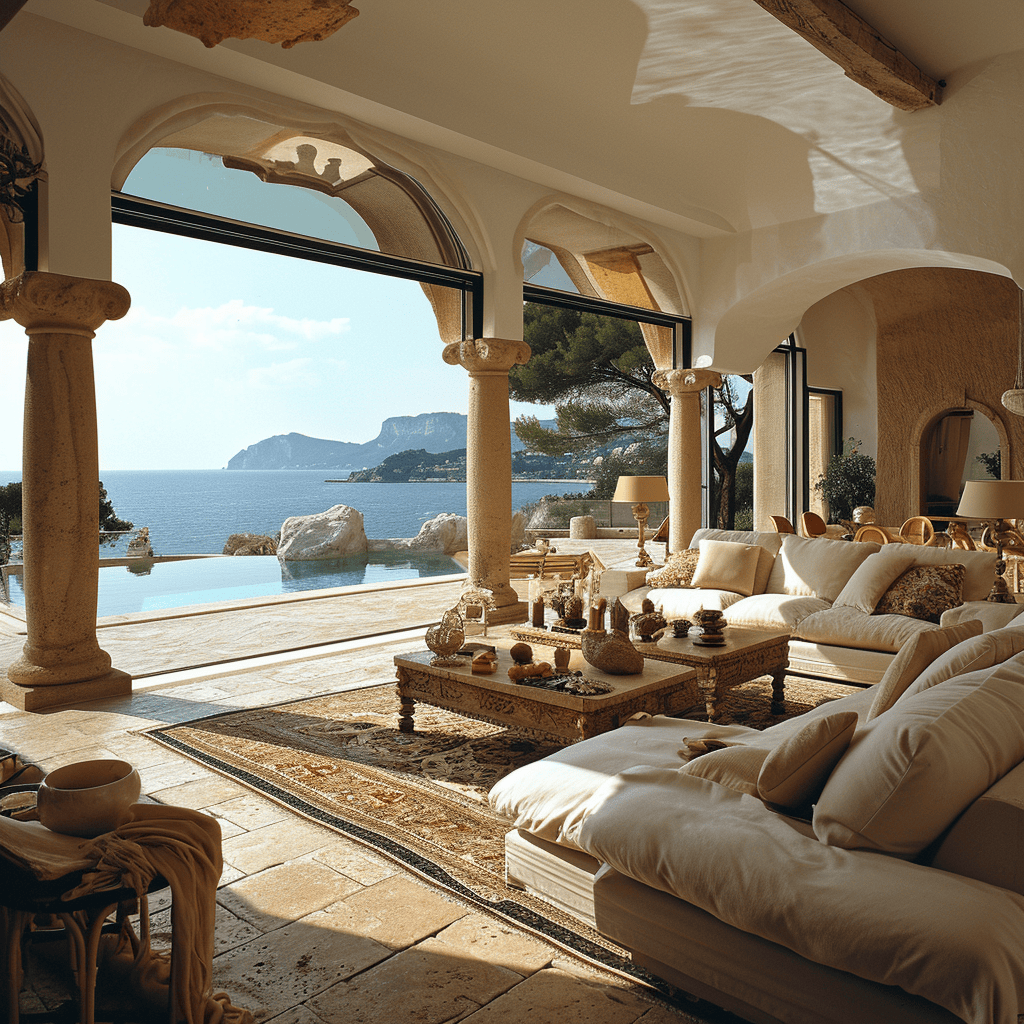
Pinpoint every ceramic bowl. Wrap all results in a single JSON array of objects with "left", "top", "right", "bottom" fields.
[{"left": 36, "top": 758, "right": 140, "bottom": 838}]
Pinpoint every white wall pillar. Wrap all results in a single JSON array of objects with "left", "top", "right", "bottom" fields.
[
  {"left": 654, "top": 368, "right": 722, "bottom": 551},
  {"left": 443, "top": 337, "right": 530, "bottom": 624},
  {"left": 0, "top": 271, "right": 132, "bottom": 711}
]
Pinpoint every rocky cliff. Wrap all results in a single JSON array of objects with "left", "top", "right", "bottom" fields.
[{"left": 226, "top": 412, "right": 542, "bottom": 471}]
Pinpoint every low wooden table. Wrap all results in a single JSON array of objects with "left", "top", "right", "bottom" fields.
[
  {"left": 393, "top": 643, "right": 696, "bottom": 744},
  {"left": 511, "top": 624, "right": 790, "bottom": 723}
]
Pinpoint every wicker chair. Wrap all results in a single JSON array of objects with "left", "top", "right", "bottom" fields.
[
  {"left": 800, "top": 511, "right": 828, "bottom": 538},
  {"left": 769, "top": 515, "right": 795, "bottom": 534},
  {"left": 853, "top": 524, "right": 893, "bottom": 544},
  {"left": 899, "top": 516, "right": 935, "bottom": 545}
]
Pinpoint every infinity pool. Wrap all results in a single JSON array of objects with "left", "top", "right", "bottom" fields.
[{"left": 2, "top": 552, "right": 463, "bottom": 618}]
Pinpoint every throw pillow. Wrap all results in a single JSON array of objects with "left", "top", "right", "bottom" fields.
[
  {"left": 866, "top": 619, "right": 984, "bottom": 719},
  {"left": 764, "top": 534, "right": 878, "bottom": 602},
  {"left": 873, "top": 545, "right": 996, "bottom": 603},
  {"left": 896, "top": 623, "right": 1024, "bottom": 704},
  {"left": 832, "top": 552, "right": 916, "bottom": 614},
  {"left": 646, "top": 549, "right": 700, "bottom": 588},
  {"left": 813, "top": 663, "right": 1024, "bottom": 856},
  {"left": 689, "top": 539, "right": 761, "bottom": 597},
  {"left": 874, "top": 563, "right": 965, "bottom": 623},
  {"left": 681, "top": 744, "right": 768, "bottom": 796},
  {"left": 757, "top": 712, "right": 858, "bottom": 812}
]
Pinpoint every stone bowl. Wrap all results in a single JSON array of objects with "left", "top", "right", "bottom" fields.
[{"left": 36, "top": 758, "right": 140, "bottom": 838}]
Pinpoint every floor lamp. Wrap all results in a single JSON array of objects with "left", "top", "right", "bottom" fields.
[
  {"left": 612, "top": 475, "right": 670, "bottom": 568},
  {"left": 956, "top": 479, "right": 1024, "bottom": 603}
]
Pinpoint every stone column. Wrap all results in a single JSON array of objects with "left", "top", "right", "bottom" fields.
[
  {"left": 654, "top": 368, "right": 723, "bottom": 553},
  {"left": 443, "top": 337, "right": 530, "bottom": 624},
  {"left": 0, "top": 272, "right": 132, "bottom": 711}
]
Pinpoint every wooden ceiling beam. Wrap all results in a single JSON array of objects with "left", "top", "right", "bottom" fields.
[
  {"left": 0, "top": 1, "right": 29, "bottom": 33},
  {"left": 750, "top": 0, "right": 943, "bottom": 111}
]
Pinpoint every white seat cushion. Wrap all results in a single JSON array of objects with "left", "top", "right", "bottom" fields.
[
  {"left": 794, "top": 605, "right": 937, "bottom": 653},
  {"left": 724, "top": 593, "right": 829, "bottom": 631}
]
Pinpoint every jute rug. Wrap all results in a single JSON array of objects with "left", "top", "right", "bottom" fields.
[{"left": 145, "top": 673, "right": 858, "bottom": 1005}]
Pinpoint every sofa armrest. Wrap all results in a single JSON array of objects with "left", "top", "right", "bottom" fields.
[
  {"left": 940, "top": 600, "right": 1024, "bottom": 633},
  {"left": 928, "top": 758, "right": 1024, "bottom": 894}
]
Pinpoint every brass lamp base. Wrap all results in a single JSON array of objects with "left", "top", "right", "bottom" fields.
[{"left": 632, "top": 501, "right": 653, "bottom": 568}]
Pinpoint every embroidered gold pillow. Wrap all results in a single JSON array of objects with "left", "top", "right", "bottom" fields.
[
  {"left": 874, "top": 564, "right": 966, "bottom": 623},
  {"left": 646, "top": 549, "right": 700, "bottom": 588}
]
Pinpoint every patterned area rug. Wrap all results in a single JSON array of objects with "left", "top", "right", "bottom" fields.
[{"left": 145, "top": 672, "right": 859, "bottom": 1007}]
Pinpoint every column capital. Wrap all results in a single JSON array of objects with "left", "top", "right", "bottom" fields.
[
  {"left": 653, "top": 367, "right": 723, "bottom": 396},
  {"left": 0, "top": 271, "right": 130, "bottom": 336},
  {"left": 443, "top": 337, "right": 531, "bottom": 375}
]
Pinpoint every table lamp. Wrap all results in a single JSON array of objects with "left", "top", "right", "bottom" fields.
[
  {"left": 612, "top": 475, "right": 670, "bottom": 568},
  {"left": 956, "top": 479, "right": 1024, "bottom": 602}
]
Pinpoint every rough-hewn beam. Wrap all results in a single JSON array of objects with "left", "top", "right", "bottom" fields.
[{"left": 750, "top": 0, "right": 943, "bottom": 111}]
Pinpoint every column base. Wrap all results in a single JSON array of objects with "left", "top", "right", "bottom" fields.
[{"left": 1, "top": 668, "right": 132, "bottom": 712}]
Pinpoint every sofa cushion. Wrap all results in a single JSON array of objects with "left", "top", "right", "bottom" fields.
[
  {"left": 757, "top": 711, "right": 858, "bottom": 812},
  {"left": 941, "top": 600, "right": 1024, "bottom": 632},
  {"left": 680, "top": 744, "right": 768, "bottom": 796},
  {"left": 722, "top": 593, "right": 829, "bottom": 631},
  {"left": 690, "top": 539, "right": 761, "bottom": 596},
  {"left": 874, "top": 563, "right": 966, "bottom": 623},
  {"left": 765, "top": 534, "right": 879, "bottom": 602},
  {"left": 794, "top": 604, "right": 937, "bottom": 653},
  {"left": 897, "top": 624, "right": 1024, "bottom": 704},
  {"left": 832, "top": 551, "right": 915, "bottom": 614},
  {"left": 813, "top": 661, "right": 1024, "bottom": 856},
  {"left": 644, "top": 587, "right": 746, "bottom": 619},
  {"left": 645, "top": 549, "right": 700, "bottom": 588},
  {"left": 689, "top": 529, "right": 781, "bottom": 593},
  {"left": 866, "top": 619, "right": 983, "bottom": 719},
  {"left": 873, "top": 544, "right": 996, "bottom": 603}
]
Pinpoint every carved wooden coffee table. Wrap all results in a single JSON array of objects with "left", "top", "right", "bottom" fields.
[
  {"left": 393, "top": 644, "right": 696, "bottom": 744},
  {"left": 511, "top": 624, "right": 790, "bottom": 724}
]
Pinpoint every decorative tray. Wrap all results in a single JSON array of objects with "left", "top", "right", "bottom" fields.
[{"left": 513, "top": 671, "right": 612, "bottom": 695}]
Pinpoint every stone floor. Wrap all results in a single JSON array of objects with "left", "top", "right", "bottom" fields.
[{"left": 0, "top": 577, "right": 712, "bottom": 1024}]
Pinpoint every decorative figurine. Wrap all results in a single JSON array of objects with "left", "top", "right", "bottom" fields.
[
  {"left": 581, "top": 597, "right": 644, "bottom": 674},
  {"left": 425, "top": 606, "right": 466, "bottom": 665}
]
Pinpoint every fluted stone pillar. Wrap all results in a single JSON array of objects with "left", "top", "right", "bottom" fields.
[
  {"left": 443, "top": 337, "right": 530, "bottom": 624},
  {"left": 0, "top": 272, "right": 132, "bottom": 711},
  {"left": 654, "top": 368, "right": 723, "bottom": 553}
]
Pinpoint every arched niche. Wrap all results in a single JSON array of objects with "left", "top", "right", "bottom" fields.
[
  {"left": 516, "top": 198, "right": 689, "bottom": 369},
  {"left": 0, "top": 73, "right": 44, "bottom": 280},
  {"left": 917, "top": 402, "right": 1008, "bottom": 517},
  {"left": 115, "top": 100, "right": 474, "bottom": 343}
]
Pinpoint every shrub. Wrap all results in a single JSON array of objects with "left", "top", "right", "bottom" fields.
[{"left": 814, "top": 439, "right": 876, "bottom": 523}]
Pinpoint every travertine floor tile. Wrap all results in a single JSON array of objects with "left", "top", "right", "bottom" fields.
[
  {"left": 220, "top": 817, "right": 333, "bottom": 874},
  {"left": 218, "top": 860, "right": 362, "bottom": 932},
  {"left": 151, "top": 774, "right": 250, "bottom": 809},
  {"left": 140, "top": 757, "right": 215, "bottom": 792},
  {"left": 458, "top": 966, "right": 650, "bottom": 1023},
  {"left": 212, "top": 913, "right": 393, "bottom": 1021},
  {"left": 210, "top": 793, "right": 294, "bottom": 831},
  {"left": 337, "top": 874, "right": 468, "bottom": 949},
  {"left": 306, "top": 941, "right": 520, "bottom": 1024},
  {"left": 151, "top": 899, "right": 261, "bottom": 956},
  {"left": 312, "top": 840, "right": 398, "bottom": 886},
  {"left": 264, "top": 1007, "right": 329, "bottom": 1024},
  {"left": 432, "top": 913, "right": 554, "bottom": 975}
]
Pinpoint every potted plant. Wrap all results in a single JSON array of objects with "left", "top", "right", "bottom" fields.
[{"left": 814, "top": 438, "right": 876, "bottom": 523}]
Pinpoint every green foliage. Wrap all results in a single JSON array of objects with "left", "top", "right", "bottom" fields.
[
  {"left": 511, "top": 304, "right": 668, "bottom": 460},
  {"left": 732, "top": 461, "right": 754, "bottom": 530},
  {"left": 976, "top": 450, "right": 1001, "bottom": 479},
  {"left": 814, "top": 439, "right": 876, "bottom": 523},
  {"left": 0, "top": 480, "right": 132, "bottom": 542}
]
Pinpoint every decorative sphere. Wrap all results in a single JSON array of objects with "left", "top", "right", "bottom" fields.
[{"left": 510, "top": 642, "right": 533, "bottom": 664}]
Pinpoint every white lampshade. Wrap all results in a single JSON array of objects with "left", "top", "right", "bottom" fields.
[
  {"left": 956, "top": 480, "right": 1024, "bottom": 520},
  {"left": 611, "top": 475, "right": 670, "bottom": 504}
]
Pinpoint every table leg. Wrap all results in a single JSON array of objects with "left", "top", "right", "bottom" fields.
[
  {"left": 770, "top": 666, "right": 786, "bottom": 714},
  {"left": 395, "top": 680, "right": 416, "bottom": 734},
  {"left": 699, "top": 667, "right": 720, "bottom": 723}
]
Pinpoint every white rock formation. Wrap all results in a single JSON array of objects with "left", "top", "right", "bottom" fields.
[
  {"left": 401, "top": 512, "right": 468, "bottom": 554},
  {"left": 277, "top": 504, "right": 368, "bottom": 561}
]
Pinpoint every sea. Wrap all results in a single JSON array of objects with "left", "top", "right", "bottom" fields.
[{"left": 0, "top": 469, "right": 589, "bottom": 556}]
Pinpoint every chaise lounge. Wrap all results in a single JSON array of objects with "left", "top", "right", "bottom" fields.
[{"left": 491, "top": 620, "right": 1024, "bottom": 1024}]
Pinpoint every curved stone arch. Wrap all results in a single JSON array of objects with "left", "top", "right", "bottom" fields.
[
  {"left": 909, "top": 399, "right": 1011, "bottom": 513},
  {"left": 112, "top": 93, "right": 487, "bottom": 342},
  {"left": 708, "top": 248, "right": 1018, "bottom": 374},
  {"left": 0, "top": 72, "right": 44, "bottom": 279},
  {"left": 515, "top": 195, "right": 692, "bottom": 368}
]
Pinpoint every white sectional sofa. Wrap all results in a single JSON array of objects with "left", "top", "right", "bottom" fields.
[
  {"left": 618, "top": 528, "right": 1004, "bottom": 684},
  {"left": 491, "top": 621, "right": 1024, "bottom": 1024}
]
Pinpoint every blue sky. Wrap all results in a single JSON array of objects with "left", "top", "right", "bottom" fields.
[{"left": 0, "top": 151, "right": 555, "bottom": 470}]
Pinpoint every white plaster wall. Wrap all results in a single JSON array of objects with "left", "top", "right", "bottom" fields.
[{"left": 798, "top": 288, "right": 878, "bottom": 457}]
